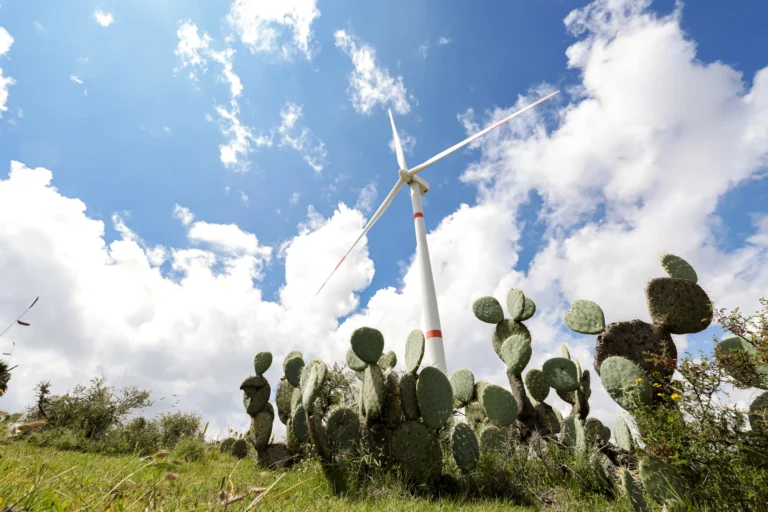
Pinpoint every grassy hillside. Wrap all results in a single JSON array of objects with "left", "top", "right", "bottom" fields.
[{"left": 0, "top": 442, "right": 631, "bottom": 511}]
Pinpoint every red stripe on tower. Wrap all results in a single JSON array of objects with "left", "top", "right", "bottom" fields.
[
  {"left": 426, "top": 330, "right": 442, "bottom": 339},
  {"left": 413, "top": 212, "right": 424, "bottom": 219}
]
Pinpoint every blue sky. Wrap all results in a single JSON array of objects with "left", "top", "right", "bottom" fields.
[{"left": 2, "top": 0, "right": 768, "bottom": 437}]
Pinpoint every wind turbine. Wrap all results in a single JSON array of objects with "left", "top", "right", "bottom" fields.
[{"left": 317, "top": 90, "right": 560, "bottom": 374}]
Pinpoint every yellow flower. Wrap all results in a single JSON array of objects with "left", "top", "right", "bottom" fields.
[
  {"left": 635, "top": 377, "right": 643, "bottom": 384},
  {"left": 671, "top": 393, "right": 682, "bottom": 400},
  {"left": 657, "top": 393, "right": 663, "bottom": 397},
  {"left": 652, "top": 383, "right": 662, "bottom": 388},
  {"left": 181, "top": 432, "right": 185, "bottom": 437}
]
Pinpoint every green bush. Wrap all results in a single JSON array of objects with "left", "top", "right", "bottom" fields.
[
  {"left": 157, "top": 410, "right": 203, "bottom": 448},
  {"left": 172, "top": 436, "right": 207, "bottom": 462},
  {"left": 121, "top": 416, "right": 162, "bottom": 456}
]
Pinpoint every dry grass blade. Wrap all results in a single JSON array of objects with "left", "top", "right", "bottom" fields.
[
  {"left": 243, "top": 472, "right": 285, "bottom": 511},
  {"left": 270, "top": 476, "right": 316, "bottom": 500},
  {"left": 4, "top": 465, "right": 76, "bottom": 511},
  {"left": 217, "top": 490, "right": 244, "bottom": 506},
  {"left": 152, "top": 450, "right": 170, "bottom": 461}
]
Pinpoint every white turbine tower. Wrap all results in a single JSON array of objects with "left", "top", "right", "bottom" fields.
[{"left": 317, "top": 90, "right": 559, "bottom": 374}]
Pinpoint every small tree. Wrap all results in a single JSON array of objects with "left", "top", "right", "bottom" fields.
[{"left": 27, "top": 375, "right": 152, "bottom": 440}]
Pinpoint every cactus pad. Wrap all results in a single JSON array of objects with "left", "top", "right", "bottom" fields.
[
  {"left": 639, "top": 455, "right": 683, "bottom": 503},
  {"left": 391, "top": 421, "right": 442, "bottom": 480},
  {"left": 472, "top": 296, "right": 504, "bottom": 324},
  {"left": 465, "top": 400, "right": 487, "bottom": 429},
  {"left": 399, "top": 372, "right": 420, "bottom": 420},
  {"left": 542, "top": 358, "right": 580, "bottom": 392},
  {"left": 384, "top": 370, "right": 403, "bottom": 428},
  {"left": 645, "top": 277, "right": 713, "bottom": 334},
  {"left": 326, "top": 406, "right": 361, "bottom": 453},
  {"left": 451, "top": 422, "right": 480, "bottom": 473},
  {"left": 405, "top": 329, "right": 425, "bottom": 374},
  {"left": 601, "top": 356, "right": 654, "bottom": 411},
  {"left": 290, "top": 387, "right": 302, "bottom": 415},
  {"left": 564, "top": 299, "right": 606, "bottom": 335},
  {"left": 417, "top": 367, "right": 454, "bottom": 429},
  {"left": 449, "top": 368, "right": 475, "bottom": 406},
  {"left": 585, "top": 417, "right": 610, "bottom": 446},
  {"left": 378, "top": 350, "right": 397, "bottom": 371},
  {"left": 481, "top": 384, "right": 518, "bottom": 427},
  {"left": 749, "top": 392, "right": 768, "bottom": 431},
  {"left": 492, "top": 320, "right": 531, "bottom": 360},
  {"left": 478, "top": 425, "right": 506, "bottom": 451},
  {"left": 614, "top": 416, "right": 634, "bottom": 451},
  {"left": 302, "top": 360, "right": 328, "bottom": 411},
  {"left": 716, "top": 336, "right": 768, "bottom": 389},
  {"left": 563, "top": 416, "right": 586, "bottom": 454},
  {"left": 595, "top": 320, "right": 677, "bottom": 382},
  {"left": 506, "top": 288, "right": 526, "bottom": 321},
  {"left": 351, "top": 326, "right": 385, "bottom": 364},
  {"left": 525, "top": 369, "right": 550, "bottom": 402},
  {"left": 240, "top": 375, "right": 268, "bottom": 394},
  {"left": 501, "top": 334, "right": 532, "bottom": 375},
  {"left": 346, "top": 347, "right": 368, "bottom": 372},
  {"left": 249, "top": 403, "right": 274, "bottom": 451},
  {"left": 520, "top": 296, "right": 537, "bottom": 321},
  {"left": 253, "top": 352, "right": 273, "bottom": 375},
  {"left": 291, "top": 405, "right": 310, "bottom": 443},
  {"left": 620, "top": 468, "right": 649, "bottom": 512},
  {"left": 231, "top": 438, "right": 249, "bottom": 459},
  {"left": 243, "top": 383, "right": 270, "bottom": 416},
  {"left": 284, "top": 355, "right": 305, "bottom": 388},
  {"left": 219, "top": 437, "right": 236, "bottom": 453},
  {"left": 363, "top": 364, "right": 386, "bottom": 417},
  {"left": 660, "top": 253, "right": 698, "bottom": 283}
]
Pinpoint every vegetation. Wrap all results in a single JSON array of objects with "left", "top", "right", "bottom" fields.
[{"left": 2, "top": 254, "right": 768, "bottom": 510}]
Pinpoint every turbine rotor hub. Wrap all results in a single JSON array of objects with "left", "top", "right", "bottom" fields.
[{"left": 398, "top": 168, "right": 411, "bottom": 182}]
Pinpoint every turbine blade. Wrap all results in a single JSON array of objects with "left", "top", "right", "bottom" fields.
[
  {"left": 408, "top": 90, "right": 559, "bottom": 176},
  {"left": 316, "top": 178, "right": 406, "bottom": 296},
  {"left": 388, "top": 109, "right": 408, "bottom": 170}
]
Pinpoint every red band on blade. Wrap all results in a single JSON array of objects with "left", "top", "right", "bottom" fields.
[
  {"left": 426, "top": 330, "right": 442, "bottom": 339},
  {"left": 413, "top": 212, "right": 424, "bottom": 219}
]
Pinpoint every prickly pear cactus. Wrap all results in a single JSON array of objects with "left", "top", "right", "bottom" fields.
[
  {"left": 220, "top": 437, "right": 236, "bottom": 454},
  {"left": 351, "top": 327, "right": 385, "bottom": 364},
  {"left": 399, "top": 372, "right": 421, "bottom": 421},
  {"left": 501, "top": 334, "right": 532, "bottom": 376},
  {"left": 749, "top": 392, "right": 768, "bottom": 431},
  {"left": 253, "top": 352, "right": 273, "bottom": 376},
  {"left": 620, "top": 468, "right": 649, "bottom": 512},
  {"left": 378, "top": 351, "right": 397, "bottom": 371},
  {"left": 660, "top": 253, "right": 697, "bottom": 283},
  {"left": 363, "top": 364, "right": 386, "bottom": 418},
  {"left": 416, "top": 367, "right": 454, "bottom": 430},
  {"left": 524, "top": 369, "right": 550, "bottom": 402},
  {"left": 639, "top": 455, "right": 684, "bottom": 504},
  {"left": 391, "top": 421, "right": 442, "bottom": 481},
  {"left": 326, "top": 406, "right": 361, "bottom": 454},
  {"left": 645, "top": 277, "right": 712, "bottom": 335},
  {"left": 613, "top": 416, "right": 634, "bottom": 451},
  {"left": 564, "top": 300, "right": 606, "bottom": 335},
  {"left": 231, "top": 438, "right": 249, "bottom": 459},
  {"left": 472, "top": 296, "right": 505, "bottom": 324},
  {"left": 600, "top": 356, "right": 654, "bottom": 411},
  {"left": 405, "top": 329, "right": 425, "bottom": 374},
  {"left": 595, "top": 320, "right": 677, "bottom": 382},
  {"left": 449, "top": 368, "right": 475, "bottom": 407},
  {"left": 542, "top": 357, "right": 580, "bottom": 393},
  {"left": 481, "top": 384, "right": 518, "bottom": 427},
  {"left": 451, "top": 422, "right": 480, "bottom": 473}
]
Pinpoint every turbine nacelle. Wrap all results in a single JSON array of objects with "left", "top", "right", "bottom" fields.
[{"left": 398, "top": 168, "right": 430, "bottom": 195}]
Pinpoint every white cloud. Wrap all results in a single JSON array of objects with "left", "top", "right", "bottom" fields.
[
  {"left": 437, "top": 36, "right": 452, "bottom": 45},
  {"left": 0, "top": 26, "right": 14, "bottom": 118},
  {"left": 175, "top": 24, "right": 324, "bottom": 172},
  {"left": 239, "top": 191, "right": 249, "bottom": 205},
  {"left": 3, "top": 0, "right": 768, "bottom": 443},
  {"left": 93, "top": 10, "right": 114, "bottom": 27},
  {"left": 354, "top": 182, "right": 378, "bottom": 214},
  {"left": 69, "top": 74, "right": 84, "bottom": 85},
  {"left": 226, "top": 0, "right": 320, "bottom": 60},
  {"left": 289, "top": 192, "right": 301, "bottom": 205},
  {"left": 173, "top": 204, "right": 195, "bottom": 226},
  {"left": 276, "top": 102, "right": 327, "bottom": 172},
  {"left": 334, "top": 30, "right": 411, "bottom": 116}
]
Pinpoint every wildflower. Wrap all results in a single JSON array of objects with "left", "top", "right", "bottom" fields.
[
  {"left": 181, "top": 432, "right": 185, "bottom": 437},
  {"left": 635, "top": 377, "right": 643, "bottom": 384},
  {"left": 671, "top": 393, "right": 682, "bottom": 400},
  {"left": 653, "top": 383, "right": 662, "bottom": 388},
  {"left": 657, "top": 393, "right": 663, "bottom": 397}
]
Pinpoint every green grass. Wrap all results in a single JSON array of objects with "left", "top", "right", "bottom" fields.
[{"left": 0, "top": 441, "right": 639, "bottom": 511}]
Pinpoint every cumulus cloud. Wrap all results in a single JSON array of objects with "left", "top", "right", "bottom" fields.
[
  {"left": 389, "top": 131, "right": 416, "bottom": 156},
  {"left": 3, "top": 0, "right": 768, "bottom": 442},
  {"left": 226, "top": 0, "right": 320, "bottom": 60},
  {"left": 93, "top": 10, "right": 114, "bottom": 28},
  {"left": 176, "top": 24, "right": 325, "bottom": 172},
  {"left": 0, "top": 26, "right": 14, "bottom": 118},
  {"left": 354, "top": 182, "right": 378, "bottom": 214},
  {"left": 335, "top": 30, "right": 411, "bottom": 115}
]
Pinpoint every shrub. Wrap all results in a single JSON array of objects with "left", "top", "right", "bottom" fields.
[
  {"left": 157, "top": 410, "right": 202, "bottom": 448},
  {"left": 27, "top": 376, "right": 152, "bottom": 440},
  {"left": 122, "top": 416, "right": 162, "bottom": 456},
  {"left": 172, "top": 436, "right": 207, "bottom": 462},
  {"left": 629, "top": 297, "right": 768, "bottom": 510}
]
